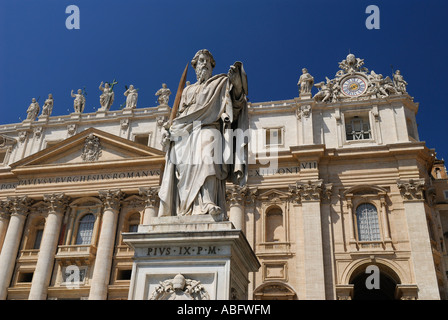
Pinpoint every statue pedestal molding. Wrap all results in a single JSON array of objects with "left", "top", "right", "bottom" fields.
[{"left": 123, "top": 215, "right": 260, "bottom": 300}]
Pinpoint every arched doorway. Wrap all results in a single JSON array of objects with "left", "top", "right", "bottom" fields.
[{"left": 349, "top": 264, "right": 400, "bottom": 300}]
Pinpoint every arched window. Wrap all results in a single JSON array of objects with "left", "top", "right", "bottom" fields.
[
  {"left": 75, "top": 214, "right": 95, "bottom": 245},
  {"left": 356, "top": 203, "right": 381, "bottom": 241},
  {"left": 265, "top": 207, "right": 284, "bottom": 242}
]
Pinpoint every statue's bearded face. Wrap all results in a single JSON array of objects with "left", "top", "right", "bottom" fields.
[{"left": 195, "top": 53, "right": 213, "bottom": 83}]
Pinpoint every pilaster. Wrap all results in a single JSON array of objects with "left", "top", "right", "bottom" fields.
[
  {"left": 290, "top": 180, "right": 332, "bottom": 300},
  {"left": 397, "top": 178, "right": 440, "bottom": 299}
]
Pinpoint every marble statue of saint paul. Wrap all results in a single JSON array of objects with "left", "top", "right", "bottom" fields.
[{"left": 158, "top": 49, "right": 248, "bottom": 219}]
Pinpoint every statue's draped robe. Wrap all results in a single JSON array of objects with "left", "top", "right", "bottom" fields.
[{"left": 158, "top": 73, "right": 248, "bottom": 217}]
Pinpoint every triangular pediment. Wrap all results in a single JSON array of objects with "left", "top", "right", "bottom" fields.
[
  {"left": 10, "top": 127, "right": 165, "bottom": 169},
  {"left": 258, "top": 189, "right": 291, "bottom": 201}
]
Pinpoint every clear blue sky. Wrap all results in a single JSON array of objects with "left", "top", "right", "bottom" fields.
[{"left": 1, "top": 0, "right": 447, "bottom": 161}]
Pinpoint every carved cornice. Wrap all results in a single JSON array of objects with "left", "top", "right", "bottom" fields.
[
  {"left": 6, "top": 196, "right": 32, "bottom": 217},
  {"left": 138, "top": 186, "right": 160, "bottom": 208},
  {"left": 43, "top": 193, "right": 70, "bottom": 214},
  {"left": 98, "top": 189, "right": 124, "bottom": 211},
  {"left": 289, "top": 180, "right": 333, "bottom": 202},
  {"left": 226, "top": 185, "right": 258, "bottom": 206},
  {"left": 397, "top": 179, "right": 425, "bottom": 201}
]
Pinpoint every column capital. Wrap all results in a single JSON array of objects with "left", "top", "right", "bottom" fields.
[
  {"left": 226, "top": 185, "right": 258, "bottom": 206},
  {"left": 138, "top": 186, "right": 160, "bottom": 208},
  {"left": 397, "top": 179, "right": 425, "bottom": 201},
  {"left": 6, "top": 196, "right": 32, "bottom": 217},
  {"left": 98, "top": 189, "right": 124, "bottom": 211},
  {"left": 0, "top": 200, "right": 11, "bottom": 220},
  {"left": 43, "top": 193, "right": 70, "bottom": 214},
  {"left": 289, "top": 180, "right": 332, "bottom": 202}
]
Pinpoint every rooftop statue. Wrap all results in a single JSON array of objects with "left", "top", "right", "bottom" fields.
[
  {"left": 26, "top": 98, "right": 40, "bottom": 121},
  {"left": 393, "top": 70, "right": 408, "bottom": 93},
  {"left": 158, "top": 49, "right": 248, "bottom": 220},
  {"left": 41, "top": 94, "right": 54, "bottom": 117},
  {"left": 124, "top": 85, "right": 138, "bottom": 109},
  {"left": 98, "top": 80, "right": 116, "bottom": 111},
  {"left": 297, "top": 68, "right": 314, "bottom": 96},
  {"left": 71, "top": 89, "right": 86, "bottom": 113},
  {"left": 155, "top": 83, "right": 171, "bottom": 106}
]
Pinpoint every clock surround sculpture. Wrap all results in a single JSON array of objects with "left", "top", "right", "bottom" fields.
[{"left": 313, "top": 53, "right": 409, "bottom": 103}]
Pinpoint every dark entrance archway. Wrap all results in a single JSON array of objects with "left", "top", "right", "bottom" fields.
[{"left": 350, "top": 264, "right": 400, "bottom": 300}]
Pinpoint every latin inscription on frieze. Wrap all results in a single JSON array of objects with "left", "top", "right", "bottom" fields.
[
  {"left": 0, "top": 169, "right": 161, "bottom": 190},
  {"left": 146, "top": 246, "right": 220, "bottom": 256}
]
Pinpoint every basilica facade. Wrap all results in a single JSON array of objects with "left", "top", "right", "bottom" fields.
[{"left": 0, "top": 54, "right": 447, "bottom": 300}]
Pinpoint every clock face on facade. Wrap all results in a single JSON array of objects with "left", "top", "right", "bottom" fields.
[{"left": 341, "top": 76, "right": 367, "bottom": 97}]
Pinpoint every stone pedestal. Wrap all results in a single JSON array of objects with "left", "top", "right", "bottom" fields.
[{"left": 123, "top": 215, "right": 260, "bottom": 300}]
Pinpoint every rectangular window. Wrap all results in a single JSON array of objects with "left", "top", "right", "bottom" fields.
[
  {"left": 18, "top": 272, "right": 34, "bottom": 283},
  {"left": 116, "top": 269, "right": 132, "bottom": 281},
  {"left": 345, "top": 116, "right": 371, "bottom": 141},
  {"left": 265, "top": 128, "right": 283, "bottom": 146},
  {"left": 444, "top": 190, "right": 448, "bottom": 200},
  {"left": 134, "top": 135, "right": 149, "bottom": 146},
  {"left": 33, "top": 229, "right": 44, "bottom": 249}
]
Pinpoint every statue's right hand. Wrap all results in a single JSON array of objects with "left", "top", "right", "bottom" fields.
[{"left": 161, "top": 129, "right": 171, "bottom": 147}]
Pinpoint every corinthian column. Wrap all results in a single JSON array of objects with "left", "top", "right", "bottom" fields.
[
  {"left": 0, "top": 196, "right": 32, "bottom": 300},
  {"left": 29, "top": 193, "right": 69, "bottom": 300},
  {"left": 226, "top": 185, "right": 257, "bottom": 231},
  {"left": 89, "top": 189, "right": 123, "bottom": 300},
  {"left": 0, "top": 201, "right": 11, "bottom": 252},
  {"left": 139, "top": 186, "right": 159, "bottom": 225}
]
